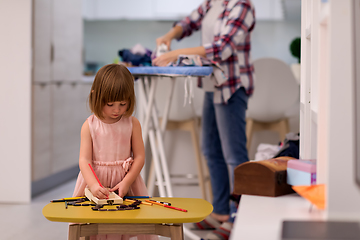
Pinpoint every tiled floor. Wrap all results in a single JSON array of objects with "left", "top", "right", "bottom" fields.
[{"left": 0, "top": 178, "right": 213, "bottom": 240}]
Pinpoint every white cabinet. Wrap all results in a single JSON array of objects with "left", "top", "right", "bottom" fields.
[
  {"left": 34, "top": 0, "right": 82, "bottom": 83},
  {"left": 33, "top": 0, "right": 52, "bottom": 83},
  {"left": 300, "top": 0, "right": 360, "bottom": 221},
  {"left": 152, "top": 0, "right": 204, "bottom": 20},
  {"left": 32, "top": 0, "right": 84, "bottom": 182},
  {"left": 52, "top": 0, "right": 83, "bottom": 81},
  {"left": 82, "top": 0, "right": 203, "bottom": 20},
  {"left": 82, "top": 0, "right": 286, "bottom": 21}
]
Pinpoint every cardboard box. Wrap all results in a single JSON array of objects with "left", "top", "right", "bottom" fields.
[{"left": 287, "top": 159, "right": 316, "bottom": 186}]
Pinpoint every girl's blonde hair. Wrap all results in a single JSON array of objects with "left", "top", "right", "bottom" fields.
[{"left": 89, "top": 64, "right": 135, "bottom": 119}]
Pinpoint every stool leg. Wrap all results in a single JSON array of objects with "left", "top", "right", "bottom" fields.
[
  {"left": 269, "top": 118, "right": 289, "bottom": 142},
  {"left": 68, "top": 224, "right": 80, "bottom": 240},
  {"left": 147, "top": 158, "right": 156, "bottom": 196},
  {"left": 149, "top": 129, "right": 167, "bottom": 197},
  {"left": 203, "top": 157, "right": 213, "bottom": 203},
  {"left": 278, "top": 119, "right": 290, "bottom": 142},
  {"left": 189, "top": 119, "right": 207, "bottom": 200},
  {"left": 246, "top": 118, "right": 254, "bottom": 152}
]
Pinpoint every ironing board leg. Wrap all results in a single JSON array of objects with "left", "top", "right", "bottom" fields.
[{"left": 140, "top": 76, "right": 174, "bottom": 197}]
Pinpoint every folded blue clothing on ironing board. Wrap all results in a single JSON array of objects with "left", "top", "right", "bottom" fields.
[{"left": 127, "top": 66, "right": 213, "bottom": 77}]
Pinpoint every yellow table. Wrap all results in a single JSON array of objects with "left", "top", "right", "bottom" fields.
[{"left": 43, "top": 197, "right": 213, "bottom": 240}]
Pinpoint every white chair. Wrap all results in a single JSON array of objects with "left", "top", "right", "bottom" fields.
[
  {"left": 246, "top": 57, "right": 300, "bottom": 152},
  {"left": 146, "top": 76, "right": 212, "bottom": 201}
]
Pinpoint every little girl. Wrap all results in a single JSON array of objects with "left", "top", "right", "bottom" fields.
[{"left": 72, "top": 64, "right": 158, "bottom": 240}]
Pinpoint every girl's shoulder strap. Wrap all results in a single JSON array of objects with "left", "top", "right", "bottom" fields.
[
  {"left": 87, "top": 114, "right": 96, "bottom": 124},
  {"left": 86, "top": 114, "right": 97, "bottom": 134},
  {"left": 123, "top": 115, "right": 133, "bottom": 127}
]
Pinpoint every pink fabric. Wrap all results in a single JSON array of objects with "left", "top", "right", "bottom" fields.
[
  {"left": 72, "top": 115, "right": 158, "bottom": 240},
  {"left": 287, "top": 159, "right": 316, "bottom": 173}
]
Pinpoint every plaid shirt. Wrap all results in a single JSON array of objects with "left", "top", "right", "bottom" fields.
[{"left": 175, "top": 0, "right": 256, "bottom": 104}]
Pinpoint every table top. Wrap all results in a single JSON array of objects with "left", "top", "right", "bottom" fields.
[
  {"left": 230, "top": 194, "right": 325, "bottom": 240},
  {"left": 128, "top": 66, "right": 213, "bottom": 77},
  {"left": 43, "top": 197, "right": 213, "bottom": 224}
]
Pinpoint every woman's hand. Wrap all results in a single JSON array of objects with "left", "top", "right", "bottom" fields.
[
  {"left": 156, "top": 36, "right": 172, "bottom": 50},
  {"left": 155, "top": 25, "right": 183, "bottom": 50},
  {"left": 152, "top": 51, "right": 179, "bottom": 67},
  {"left": 110, "top": 181, "right": 130, "bottom": 198},
  {"left": 90, "top": 184, "right": 109, "bottom": 199}
]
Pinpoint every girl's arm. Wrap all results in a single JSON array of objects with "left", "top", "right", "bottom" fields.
[
  {"left": 78, "top": 120, "right": 109, "bottom": 199},
  {"left": 110, "top": 117, "right": 145, "bottom": 197}
]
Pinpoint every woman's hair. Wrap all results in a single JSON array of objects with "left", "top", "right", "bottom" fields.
[{"left": 89, "top": 64, "right": 135, "bottom": 119}]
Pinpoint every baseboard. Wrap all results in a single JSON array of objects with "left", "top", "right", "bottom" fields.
[{"left": 31, "top": 165, "right": 79, "bottom": 198}]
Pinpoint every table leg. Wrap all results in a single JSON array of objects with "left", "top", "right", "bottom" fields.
[
  {"left": 169, "top": 224, "right": 184, "bottom": 240},
  {"left": 155, "top": 223, "right": 184, "bottom": 240},
  {"left": 68, "top": 224, "right": 80, "bottom": 240}
]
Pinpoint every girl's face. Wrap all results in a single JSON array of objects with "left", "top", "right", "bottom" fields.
[{"left": 102, "top": 101, "right": 128, "bottom": 123}]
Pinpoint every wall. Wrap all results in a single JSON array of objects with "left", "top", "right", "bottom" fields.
[
  {"left": 0, "top": 0, "right": 32, "bottom": 203},
  {"left": 83, "top": 19, "right": 301, "bottom": 162},
  {"left": 326, "top": 0, "right": 360, "bottom": 220},
  {"left": 83, "top": 20, "right": 301, "bottom": 65}
]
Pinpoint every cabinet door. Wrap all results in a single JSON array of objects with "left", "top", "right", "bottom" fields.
[
  {"left": 33, "top": 0, "right": 52, "bottom": 83},
  {"left": 33, "top": 0, "right": 53, "bottom": 181},
  {"left": 82, "top": 0, "right": 204, "bottom": 20},
  {"left": 153, "top": 0, "right": 203, "bottom": 19},
  {"left": 52, "top": 0, "right": 83, "bottom": 81},
  {"left": 32, "top": 0, "right": 83, "bottom": 182},
  {"left": 95, "top": 0, "right": 154, "bottom": 20},
  {"left": 52, "top": 84, "right": 91, "bottom": 174},
  {"left": 32, "top": 85, "right": 52, "bottom": 181}
]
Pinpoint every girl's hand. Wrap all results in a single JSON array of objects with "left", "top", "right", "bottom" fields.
[
  {"left": 110, "top": 181, "right": 130, "bottom": 198},
  {"left": 90, "top": 184, "right": 109, "bottom": 199},
  {"left": 152, "top": 51, "right": 178, "bottom": 67}
]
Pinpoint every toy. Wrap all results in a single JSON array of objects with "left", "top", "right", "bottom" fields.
[{"left": 85, "top": 187, "right": 123, "bottom": 205}]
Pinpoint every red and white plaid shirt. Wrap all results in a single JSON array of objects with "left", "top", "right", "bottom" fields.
[{"left": 175, "top": 0, "right": 256, "bottom": 104}]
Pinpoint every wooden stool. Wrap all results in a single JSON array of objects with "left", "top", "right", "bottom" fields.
[
  {"left": 147, "top": 117, "right": 212, "bottom": 202},
  {"left": 246, "top": 118, "right": 290, "bottom": 151},
  {"left": 166, "top": 118, "right": 212, "bottom": 202}
]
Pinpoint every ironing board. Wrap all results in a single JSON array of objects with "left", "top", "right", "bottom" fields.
[
  {"left": 42, "top": 197, "right": 213, "bottom": 240},
  {"left": 128, "top": 66, "right": 212, "bottom": 198},
  {"left": 128, "top": 66, "right": 213, "bottom": 240}
]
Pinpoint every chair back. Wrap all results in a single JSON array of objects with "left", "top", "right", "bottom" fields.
[{"left": 247, "top": 58, "right": 299, "bottom": 122}]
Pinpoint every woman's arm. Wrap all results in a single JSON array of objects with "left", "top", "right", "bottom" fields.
[
  {"left": 153, "top": 2, "right": 255, "bottom": 67},
  {"left": 156, "top": 0, "right": 209, "bottom": 50},
  {"left": 78, "top": 120, "right": 109, "bottom": 199},
  {"left": 152, "top": 46, "right": 206, "bottom": 66},
  {"left": 203, "top": 2, "right": 255, "bottom": 63},
  {"left": 156, "top": 25, "right": 183, "bottom": 50},
  {"left": 110, "top": 117, "right": 145, "bottom": 197},
  {"left": 174, "top": 0, "right": 210, "bottom": 40}
]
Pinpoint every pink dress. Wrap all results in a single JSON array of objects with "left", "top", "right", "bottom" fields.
[{"left": 73, "top": 115, "right": 158, "bottom": 240}]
